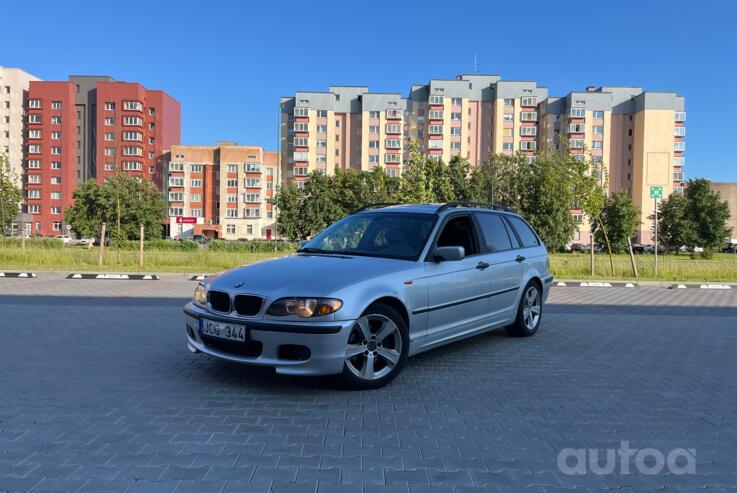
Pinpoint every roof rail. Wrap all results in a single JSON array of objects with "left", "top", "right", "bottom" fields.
[
  {"left": 436, "top": 201, "right": 515, "bottom": 214},
  {"left": 350, "top": 203, "right": 403, "bottom": 214}
]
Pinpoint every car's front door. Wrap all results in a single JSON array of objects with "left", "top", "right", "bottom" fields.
[
  {"left": 473, "top": 212, "right": 524, "bottom": 323},
  {"left": 422, "top": 214, "right": 492, "bottom": 337}
]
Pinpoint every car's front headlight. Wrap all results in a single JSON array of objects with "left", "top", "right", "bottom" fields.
[
  {"left": 266, "top": 297, "right": 342, "bottom": 318},
  {"left": 193, "top": 284, "right": 208, "bottom": 306}
]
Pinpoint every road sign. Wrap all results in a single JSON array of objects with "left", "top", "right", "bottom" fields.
[{"left": 650, "top": 186, "right": 663, "bottom": 199}]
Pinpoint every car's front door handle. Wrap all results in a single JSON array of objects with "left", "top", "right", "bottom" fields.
[
  {"left": 476, "top": 261, "right": 490, "bottom": 270},
  {"left": 515, "top": 255, "right": 526, "bottom": 263}
]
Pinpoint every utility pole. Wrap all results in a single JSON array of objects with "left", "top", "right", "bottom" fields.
[
  {"left": 139, "top": 224, "right": 144, "bottom": 268},
  {"left": 98, "top": 223, "right": 107, "bottom": 266},
  {"left": 590, "top": 233, "right": 595, "bottom": 276},
  {"left": 654, "top": 198, "right": 658, "bottom": 277}
]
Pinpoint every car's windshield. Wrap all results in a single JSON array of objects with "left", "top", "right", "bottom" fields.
[{"left": 301, "top": 212, "right": 437, "bottom": 260}]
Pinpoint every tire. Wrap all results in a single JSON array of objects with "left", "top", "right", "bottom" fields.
[
  {"left": 506, "top": 281, "right": 543, "bottom": 337},
  {"left": 339, "top": 303, "right": 409, "bottom": 390}
]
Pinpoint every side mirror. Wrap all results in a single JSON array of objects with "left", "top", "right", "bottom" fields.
[{"left": 434, "top": 246, "right": 465, "bottom": 261}]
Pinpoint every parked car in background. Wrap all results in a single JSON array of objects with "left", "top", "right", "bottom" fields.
[
  {"left": 93, "top": 236, "right": 110, "bottom": 246},
  {"left": 183, "top": 202, "right": 553, "bottom": 389},
  {"left": 58, "top": 235, "right": 72, "bottom": 245},
  {"left": 192, "top": 235, "right": 209, "bottom": 246}
]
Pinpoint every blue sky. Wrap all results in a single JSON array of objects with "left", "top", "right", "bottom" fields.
[{"left": 4, "top": 0, "right": 736, "bottom": 181}]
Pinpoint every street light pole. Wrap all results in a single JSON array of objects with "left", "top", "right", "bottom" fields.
[{"left": 654, "top": 198, "right": 659, "bottom": 277}]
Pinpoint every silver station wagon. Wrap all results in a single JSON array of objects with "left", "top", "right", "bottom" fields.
[{"left": 183, "top": 202, "right": 553, "bottom": 389}]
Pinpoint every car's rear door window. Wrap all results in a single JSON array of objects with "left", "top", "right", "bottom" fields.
[
  {"left": 506, "top": 216, "right": 540, "bottom": 248},
  {"left": 475, "top": 213, "right": 513, "bottom": 252}
]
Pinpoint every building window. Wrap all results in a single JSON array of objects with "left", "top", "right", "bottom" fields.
[
  {"left": 27, "top": 190, "right": 41, "bottom": 199},
  {"left": 428, "top": 110, "right": 443, "bottom": 120},
  {"left": 105, "top": 117, "right": 115, "bottom": 125},
  {"left": 503, "top": 98, "right": 514, "bottom": 107},
  {"left": 244, "top": 193, "right": 261, "bottom": 203},
  {"left": 27, "top": 160, "right": 41, "bottom": 169},
  {"left": 593, "top": 110, "right": 604, "bottom": 119},
  {"left": 675, "top": 112, "right": 686, "bottom": 122},
  {"left": 293, "top": 167, "right": 308, "bottom": 176},
  {"left": 429, "top": 95, "right": 443, "bottom": 105},
  {"left": 226, "top": 209, "right": 238, "bottom": 218},
  {"left": 593, "top": 125, "right": 604, "bottom": 134},
  {"left": 520, "top": 111, "right": 538, "bottom": 122},
  {"left": 243, "top": 208, "right": 260, "bottom": 218},
  {"left": 50, "top": 177, "right": 61, "bottom": 185},
  {"left": 245, "top": 162, "right": 261, "bottom": 172},
  {"left": 123, "top": 161, "right": 142, "bottom": 171},
  {"left": 503, "top": 114, "right": 513, "bottom": 122},
  {"left": 190, "top": 209, "right": 202, "bottom": 217},
  {"left": 592, "top": 141, "right": 603, "bottom": 149},
  {"left": 168, "top": 207, "right": 184, "bottom": 216},
  {"left": 519, "top": 141, "right": 537, "bottom": 151},
  {"left": 451, "top": 97, "right": 462, "bottom": 106},
  {"left": 29, "top": 129, "right": 41, "bottom": 139},
  {"left": 191, "top": 179, "right": 202, "bottom": 187},
  {"left": 294, "top": 107, "right": 309, "bottom": 117},
  {"left": 51, "top": 147, "right": 61, "bottom": 155},
  {"left": 123, "top": 116, "right": 142, "bottom": 126},
  {"left": 384, "top": 139, "right": 401, "bottom": 149},
  {"left": 168, "top": 162, "right": 184, "bottom": 172},
  {"left": 674, "top": 142, "right": 686, "bottom": 152},
  {"left": 570, "top": 139, "right": 585, "bottom": 149},
  {"left": 29, "top": 99, "right": 41, "bottom": 109},
  {"left": 428, "top": 125, "right": 443, "bottom": 135},
  {"left": 27, "top": 205, "right": 40, "bottom": 214},
  {"left": 123, "top": 101, "right": 143, "bottom": 111},
  {"left": 226, "top": 179, "right": 238, "bottom": 187},
  {"left": 674, "top": 157, "right": 685, "bottom": 166},
  {"left": 105, "top": 132, "right": 115, "bottom": 141},
  {"left": 245, "top": 178, "right": 261, "bottom": 187},
  {"left": 29, "top": 114, "right": 42, "bottom": 123},
  {"left": 104, "top": 102, "right": 115, "bottom": 110},
  {"left": 105, "top": 163, "right": 115, "bottom": 171},
  {"left": 190, "top": 194, "right": 202, "bottom": 202},
  {"left": 450, "top": 112, "right": 462, "bottom": 121},
  {"left": 521, "top": 96, "right": 536, "bottom": 107},
  {"left": 123, "top": 131, "right": 142, "bottom": 141},
  {"left": 520, "top": 126, "right": 537, "bottom": 136},
  {"left": 168, "top": 177, "right": 184, "bottom": 187},
  {"left": 51, "top": 191, "right": 61, "bottom": 199},
  {"left": 316, "top": 110, "right": 327, "bottom": 118},
  {"left": 226, "top": 224, "right": 236, "bottom": 234},
  {"left": 51, "top": 101, "right": 62, "bottom": 109},
  {"left": 568, "top": 108, "right": 585, "bottom": 118},
  {"left": 674, "top": 127, "right": 686, "bottom": 137},
  {"left": 104, "top": 147, "right": 116, "bottom": 156}
]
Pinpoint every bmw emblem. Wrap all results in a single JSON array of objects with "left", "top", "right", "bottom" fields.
[{"left": 234, "top": 281, "right": 244, "bottom": 288}]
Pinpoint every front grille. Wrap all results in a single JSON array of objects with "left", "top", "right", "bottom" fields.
[
  {"left": 208, "top": 290, "right": 231, "bottom": 312},
  {"left": 234, "top": 295, "right": 263, "bottom": 316},
  {"left": 201, "top": 335, "right": 262, "bottom": 358}
]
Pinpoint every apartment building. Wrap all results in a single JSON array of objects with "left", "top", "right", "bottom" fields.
[
  {"left": 24, "top": 81, "right": 77, "bottom": 236},
  {"left": 23, "top": 75, "right": 180, "bottom": 236},
  {"left": 280, "top": 87, "right": 406, "bottom": 188},
  {"left": 164, "top": 143, "right": 277, "bottom": 240},
  {"left": 281, "top": 74, "right": 685, "bottom": 243},
  {"left": 0, "top": 66, "right": 41, "bottom": 186}
]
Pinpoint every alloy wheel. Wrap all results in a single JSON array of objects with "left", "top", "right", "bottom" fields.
[
  {"left": 522, "top": 286, "right": 541, "bottom": 330},
  {"left": 345, "top": 314, "right": 403, "bottom": 381}
]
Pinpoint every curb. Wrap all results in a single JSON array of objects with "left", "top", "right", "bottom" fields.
[
  {"left": 668, "top": 283, "right": 734, "bottom": 290},
  {"left": 66, "top": 273, "right": 160, "bottom": 281},
  {"left": 0, "top": 272, "right": 37, "bottom": 278},
  {"left": 189, "top": 275, "right": 209, "bottom": 281},
  {"left": 555, "top": 281, "right": 638, "bottom": 288}
]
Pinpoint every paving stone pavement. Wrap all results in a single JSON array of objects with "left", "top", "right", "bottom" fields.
[{"left": 1, "top": 275, "right": 737, "bottom": 492}]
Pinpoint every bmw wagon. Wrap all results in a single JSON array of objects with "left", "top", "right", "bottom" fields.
[{"left": 183, "top": 202, "right": 553, "bottom": 389}]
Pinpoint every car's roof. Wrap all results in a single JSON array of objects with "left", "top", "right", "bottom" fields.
[{"left": 357, "top": 203, "right": 517, "bottom": 216}]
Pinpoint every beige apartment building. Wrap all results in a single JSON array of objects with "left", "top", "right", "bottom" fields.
[
  {"left": 0, "top": 66, "right": 41, "bottom": 184},
  {"left": 280, "top": 74, "right": 685, "bottom": 243},
  {"left": 164, "top": 143, "right": 277, "bottom": 241}
]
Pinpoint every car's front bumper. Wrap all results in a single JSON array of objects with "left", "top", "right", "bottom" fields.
[{"left": 183, "top": 303, "right": 354, "bottom": 376}]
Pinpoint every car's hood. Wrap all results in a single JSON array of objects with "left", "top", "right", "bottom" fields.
[{"left": 208, "top": 253, "right": 415, "bottom": 296}]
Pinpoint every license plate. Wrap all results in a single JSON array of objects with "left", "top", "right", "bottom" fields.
[{"left": 200, "top": 319, "right": 247, "bottom": 342}]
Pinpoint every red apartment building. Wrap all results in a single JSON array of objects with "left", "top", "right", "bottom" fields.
[
  {"left": 24, "top": 76, "right": 180, "bottom": 236},
  {"left": 24, "top": 81, "right": 77, "bottom": 236}
]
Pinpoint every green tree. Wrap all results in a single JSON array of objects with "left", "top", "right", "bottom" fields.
[
  {"left": 683, "top": 178, "right": 731, "bottom": 251},
  {"left": 0, "top": 154, "right": 23, "bottom": 238},
  {"left": 468, "top": 154, "right": 524, "bottom": 210},
  {"left": 595, "top": 191, "right": 640, "bottom": 253},
  {"left": 657, "top": 193, "right": 693, "bottom": 251},
  {"left": 64, "top": 174, "right": 165, "bottom": 241},
  {"left": 272, "top": 182, "right": 308, "bottom": 241}
]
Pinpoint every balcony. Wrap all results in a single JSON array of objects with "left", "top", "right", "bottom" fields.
[{"left": 385, "top": 109, "right": 402, "bottom": 120}]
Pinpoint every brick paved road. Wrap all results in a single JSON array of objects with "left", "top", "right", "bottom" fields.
[{"left": 1, "top": 275, "right": 737, "bottom": 492}]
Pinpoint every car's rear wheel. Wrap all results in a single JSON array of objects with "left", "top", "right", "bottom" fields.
[
  {"left": 339, "top": 303, "right": 409, "bottom": 390},
  {"left": 506, "top": 281, "right": 543, "bottom": 337}
]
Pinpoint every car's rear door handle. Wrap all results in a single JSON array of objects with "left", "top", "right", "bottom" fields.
[
  {"left": 515, "top": 255, "right": 526, "bottom": 263},
  {"left": 476, "top": 261, "right": 490, "bottom": 270}
]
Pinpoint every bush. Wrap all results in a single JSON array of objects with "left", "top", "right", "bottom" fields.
[
  {"left": 208, "top": 240, "right": 297, "bottom": 253},
  {"left": 110, "top": 239, "right": 200, "bottom": 251},
  {"left": 1, "top": 237, "right": 64, "bottom": 249}
]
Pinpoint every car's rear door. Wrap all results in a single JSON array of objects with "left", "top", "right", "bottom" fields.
[{"left": 473, "top": 212, "right": 524, "bottom": 321}]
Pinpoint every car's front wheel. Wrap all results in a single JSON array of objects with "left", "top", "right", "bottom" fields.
[{"left": 340, "top": 303, "right": 409, "bottom": 390}]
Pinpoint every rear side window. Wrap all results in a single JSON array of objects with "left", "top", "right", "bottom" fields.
[
  {"left": 507, "top": 216, "right": 540, "bottom": 248},
  {"left": 475, "top": 213, "right": 512, "bottom": 252}
]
